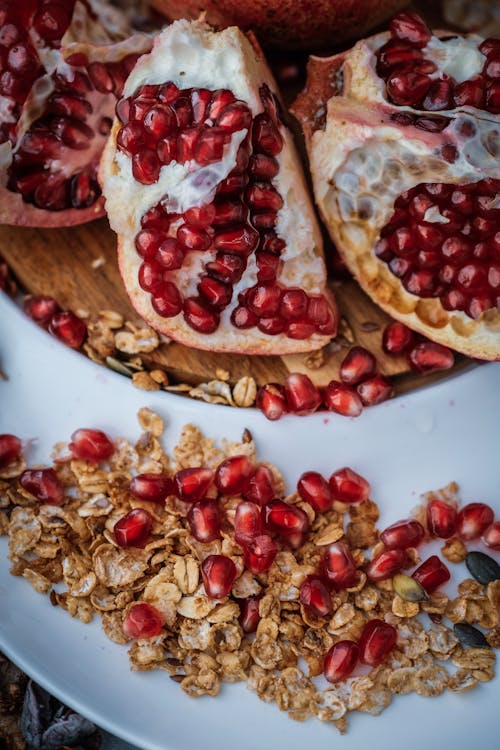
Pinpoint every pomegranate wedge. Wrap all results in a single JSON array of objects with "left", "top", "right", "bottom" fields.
[{"left": 100, "top": 20, "right": 337, "bottom": 354}]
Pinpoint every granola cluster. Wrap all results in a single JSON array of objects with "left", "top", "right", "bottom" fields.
[{"left": 0, "top": 412, "right": 498, "bottom": 733}]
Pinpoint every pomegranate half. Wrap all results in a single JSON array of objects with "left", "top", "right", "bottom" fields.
[
  {"left": 293, "top": 12, "right": 500, "bottom": 359},
  {"left": 0, "top": 0, "right": 151, "bottom": 227},
  {"left": 100, "top": 20, "right": 338, "bottom": 354}
]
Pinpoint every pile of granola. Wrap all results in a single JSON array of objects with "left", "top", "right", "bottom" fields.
[{"left": 0, "top": 411, "right": 498, "bottom": 733}]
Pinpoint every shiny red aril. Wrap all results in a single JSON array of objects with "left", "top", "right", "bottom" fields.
[
  {"left": 174, "top": 467, "right": 214, "bottom": 502},
  {"left": 408, "top": 342, "right": 455, "bottom": 374},
  {"left": 184, "top": 204, "right": 216, "bottom": 227},
  {"left": 264, "top": 499, "right": 309, "bottom": 548},
  {"left": 456, "top": 502, "right": 494, "bottom": 541},
  {"left": 123, "top": 602, "right": 163, "bottom": 639},
  {"left": 382, "top": 321, "right": 414, "bottom": 355},
  {"left": 201, "top": 554, "right": 237, "bottom": 598},
  {"left": 482, "top": 521, "right": 500, "bottom": 551},
  {"left": 299, "top": 575, "right": 333, "bottom": 617},
  {"left": 243, "top": 534, "right": 278, "bottom": 574},
  {"left": 0, "top": 434, "right": 22, "bottom": 467},
  {"left": 426, "top": 499, "right": 457, "bottom": 539},
  {"left": 183, "top": 297, "right": 220, "bottom": 333},
  {"left": 329, "top": 467, "right": 370, "bottom": 504},
  {"left": 389, "top": 11, "right": 431, "bottom": 47},
  {"left": 114, "top": 508, "right": 153, "bottom": 548},
  {"left": 187, "top": 498, "right": 221, "bottom": 542},
  {"left": 129, "top": 473, "right": 173, "bottom": 503},
  {"left": 339, "top": 346, "right": 377, "bottom": 385},
  {"left": 324, "top": 381, "right": 363, "bottom": 417},
  {"left": 239, "top": 595, "right": 261, "bottom": 633},
  {"left": 380, "top": 519, "right": 425, "bottom": 549},
  {"left": 24, "top": 295, "right": 61, "bottom": 326},
  {"left": 69, "top": 428, "right": 114, "bottom": 461},
  {"left": 358, "top": 619, "right": 398, "bottom": 666},
  {"left": 412, "top": 555, "right": 450, "bottom": 593},
  {"left": 357, "top": 376, "right": 392, "bottom": 407},
  {"left": 215, "top": 455, "right": 254, "bottom": 495},
  {"left": 297, "top": 471, "right": 332, "bottom": 513},
  {"left": 324, "top": 640, "right": 359, "bottom": 683},
  {"left": 321, "top": 542, "right": 358, "bottom": 589},
  {"left": 234, "top": 500, "right": 263, "bottom": 546},
  {"left": 366, "top": 548, "right": 407, "bottom": 581},
  {"left": 243, "top": 465, "right": 276, "bottom": 506},
  {"left": 48, "top": 311, "right": 87, "bottom": 349},
  {"left": 284, "top": 373, "right": 322, "bottom": 416},
  {"left": 256, "top": 383, "right": 287, "bottom": 421},
  {"left": 19, "top": 468, "right": 64, "bottom": 505}
]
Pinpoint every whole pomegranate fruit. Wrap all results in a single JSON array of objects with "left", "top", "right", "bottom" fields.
[
  {"left": 0, "top": 0, "right": 151, "bottom": 227},
  {"left": 293, "top": 12, "right": 500, "bottom": 359},
  {"left": 100, "top": 20, "right": 338, "bottom": 354},
  {"left": 148, "top": 0, "right": 407, "bottom": 51}
]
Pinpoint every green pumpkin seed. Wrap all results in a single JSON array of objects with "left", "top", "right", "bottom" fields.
[
  {"left": 453, "top": 622, "right": 490, "bottom": 649},
  {"left": 393, "top": 573, "right": 428, "bottom": 602},
  {"left": 465, "top": 551, "right": 500, "bottom": 585}
]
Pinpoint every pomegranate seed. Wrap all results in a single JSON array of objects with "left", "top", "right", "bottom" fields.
[
  {"left": 324, "top": 381, "right": 363, "bottom": 417},
  {"left": 0, "top": 434, "right": 22, "bottom": 468},
  {"left": 246, "top": 183, "right": 283, "bottom": 212},
  {"left": 297, "top": 471, "right": 332, "bottom": 513},
  {"left": 129, "top": 473, "right": 173, "bottom": 503},
  {"left": 151, "top": 283, "right": 183, "bottom": 318},
  {"left": 382, "top": 322, "right": 414, "bottom": 355},
  {"left": 454, "top": 78, "right": 485, "bottom": 108},
  {"left": 141, "top": 204, "right": 169, "bottom": 230},
  {"left": 123, "top": 602, "right": 163, "bottom": 639},
  {"left": 234, "top": 501, "right": 263, "bottom": 546},
  {"left": 456, "top": 503, "right": 494, "bottom": 541},
  {"left": 177, "top": 224, "right": 211, "bottom": 252},
  {"left": 201, "top": 554, "right": 237, "bottom": 599},
  {"left": 157, "top": 239, "right": 184, "bottom": 271},
  {"left": 215, "top": 455, "right": 254, "bottom": 495},
  {"left": 482, "top": 522, "right": 500, "bottom": 551},
  {"left": 264, "top": 499, "right": 309, "bottom": 548},
  {"left": 284, "top": 373, "right": 322, "bottom": 416},
  {"left": 426, "top": 499, "right": 457, "bottom": 539},
  {"left": 139, "top": 259, "right": 165, "bottom": 294},
  {"left": 184, "top": 204, "right": 216, "bottom": 227},
  {"left": 157, "top": 136, "right": 177, "bottom": 164},
  {"left": 48, "top": 310, "right": 86, "bottom": 349},
  {"left": 214, "top": 225, "right": 259, "bottom": 255},
  {"left": 249, "top": 154, "right": 279, "bottom": 179},
  {"left": 256, "top": 383, "right": 287, "bottom": 421},
  {"left": 195, "top": 128, "right": 228, "bottom": 165},
  {"left": 299, "top": 575, "right": 333, "bottom": 617},
  {"left": 183, "top": 297, "right": 220, "bottom": 333},
  {"left": 213, "top": 200, "right": 247, "bottom": 227},
  {"left": 243, "top": 534, "right": 278, "bottom": 574},
  {"left": 377, "top": 41, "right": 423, "bottom": 76},
  {"left": 280, "top": 289, "right": 308, "bottom": 320},
  {"left": 257, "top": 316, "right": 286, "bottom": 335},
  {"left": 231, "top": 305, "right": 258, "bottom": 329},
  {"left": 115, "top": 97, "right": 130, "bottom": 124},
  {"left": 380, "top": 519, "right": 425, "bottom": 549},
  {"left": 358, "top": 619, "right": 397, "bottom": 666},
  {"left": 287, "top": 321, "right": 317, "bottom": 340},
  {"left": 69, "top": 428, "right": 114, "bottom": 461},
  {"left": 243, "top": 466, "right": 275, "bottom": 506},
  {"left": 239, "top": 595, "right": 261, "bottom": 633},
  {"left": 190, "top": 88, "right": 211, "bottom": 122},
  {"left": 357, "top": 375, "right": 392, "bottom": 407},
  {"left": 216, "top": 102, "right": 251, "bottom": 132},
  {"left": 131, "top": 149, "right": 160, "bottom": 185},
  {"left": 247, "top": 284, "right": 281, "bottom": 317},
  {"left": 340, "top": 347, "right": 377, "bottom": 385},
  {"left": 19, "top": 468, "right": 64, "bottom": 505},
  {"left": 208, "top": 89, "right": 236, "bottom": 120},
  {"left": 321, "top": 542, "right": 358, "bottom": 589},
  {"left": 114, "top": 508, "right": 153, "bottom": 548},
  {"left": 252, "top": 114, "right": 283, "bottom": 156},
  {"left": 24, "top": 295, "right": 61, "bottom": 326},
  {"left": 387, "top": 71, "right": 431, "bottom": 106},
  {"left": 143, "top": 105, "right": 175, "bottom": 138},
  {"left": 174, "top": 467, "right": 213, "bottom": 502},
  {"left": 408, "top": 342, "right": 455, "bottom": 374},
  {"left": 412, "top": 555, "right": 450, "bottom": 592},
  {"left": 135, "top": 229, "right": 164, "bottom": 259},
  {"left": 366, "top": 549, "right": 407, "bottom": 581},
  {"left": 389, "top": 11, "right": 431, "bottom": 47},
  {"left": 329, "top": 467, "right": 370, "bottom": 504},
  {"left": 208, "top": 253, "right": 245, "bottom": 284},
  {"left": 187, "top": 498, "right": 221, "bottom": 542},
  {"left": 324, "top": 640, "right": 359, "bottom": 683}
]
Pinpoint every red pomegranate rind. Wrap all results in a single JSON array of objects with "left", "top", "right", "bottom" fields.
[
  {"left": 100, "top": 20, "right": 337, "bottom": 355},
  {"left": 293, "top": 15, "right": 500, "bottom": 360},
  {"left": 0, "top": 1, "right": 151, "bottom": 227}
]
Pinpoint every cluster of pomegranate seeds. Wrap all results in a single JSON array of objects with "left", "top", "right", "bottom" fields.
[
  {"left": 123, "top": 602, "right": 163, "bottom": 639},
  {"left": 324, "top": 619, "right": 398, "bottom": 681},
  {"left": 24, "top": 295, "right": 87, "bottom": 349},
  {"left": 382, "top": 320, "right": 456, "bottom": 375},
  {"left": 68, "top": 428, "right": 114, "bottom": 461},
  {"left": 0, "top": 433, "right": 22, "bottom": 468},
  {"left": 376, "top": 179, "right": 500, "bottom": 320},
  {"left": 118, "top": 82, "right": 334, "bottom": 339},
  {"left": 376, "top": 12, "right": 500, "bottom": 114}
]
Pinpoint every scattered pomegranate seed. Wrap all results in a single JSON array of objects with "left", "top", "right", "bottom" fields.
[
  {"left": 0, "top": 434, "right": 22, "bottom": 468},
  {"left": 297, "top": 471, "right": 332, "bottom": 513},
  {"left": 187, "top": 498, "right": 221, "bottom": 542},
  {"left": 324, "top": 640, "right": 359, "bottom": 683},
  {"left": 482, "top": 521, "right": 500, "bottom": 551},
  {"left": 19, "top": 468, "right": 65, "bottom": 505},
  {"left": 129, "top": 473, "right": 173, "bottom": 503},
  {"left": 239, "top": 595, "right": 261, "bottom": 633},
  {"left": 329, "top": 467, "right": 370, "bottom": 504},
  {"left": 380, "top": 519, "right": 425, "bottom": 549},
  {"left": 284, "top": 373, "right": 322, "bottom": 416},
  {"left": 299, "top": 575, "right": 333, "bottom": 617},
  {"left": 357, "top": 375, "right": 392, "bottom": 407},
  {"left": 243, "top": 465, "right": 276, "bottom": 506},
  {"left": 243, "top": 534, "right": 278, "bottom": 574},
  {"left": 412, "top": 555, "right": 450, "bottom": 593},
  {"left": 358, "top": 619, "right": 398, "bottom": 666},
  {"left": 23, "top": 295, "right": 61, "bottom": 326},
  {"left": 174, "top": 467, "right": 213, "bottom": 502},
  {"left": 456, "top": 502, "right": 494, "bottom": 541},
  {"left": 408, "top": 341, "right": 455, "bottom": 374},
  {"left": 321, "top": 542, "right": 358, "bottom": 589},
  {"left": 426, "top": 499, "right": 457, "bottom": 539},
  {"left": 215, "top": 455, "right": 254, "bottom": 495},
  {"left": 264, "top": 499, "right": 309, "bottom": 548},
  {"left": 234, "top": 500, "right": 263, "bottom": 546},
  {"left": 256, "top": 383, "right": 287, "bottom": 421},
  {"left": 366, "top": 548, "right": 407, "bottom": 581},
  {"left": 201, "top": 554, "right": 237, "bottom": 599},
  {"left": 114, "top": 508, "right": 153, "bottom": 548},
  {"left": 324, "top": 381, "right": 363, "bottom": 417},
  {"left": 48, "top": 310, "right": 87, "bottom": 349},
  {"left": 123, "top": 602, "right": 163, "bottom": 639},
  {"left": 69, "top": 428, "right": 114, "bottom": 461},
  {"left": 340, "top": 347, "right": 377, "bottom": 385}
]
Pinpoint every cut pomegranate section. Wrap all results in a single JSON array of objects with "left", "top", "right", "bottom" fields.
[
  {"left": 293, "top": 13, "right": 500, "bottom": 359},
  {"left": 324, "top": 640, "right": 359, "bottom": 683},
  {"left": 100, "top": 20, "right": 337, "bottom": 355}
]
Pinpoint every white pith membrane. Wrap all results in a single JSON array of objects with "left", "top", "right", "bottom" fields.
[
  {"left": 100, "top": 20, "right": 336, "bottom": 354},
  {"left": 296, "top": 25, "right": 500, "bottom": 360}
]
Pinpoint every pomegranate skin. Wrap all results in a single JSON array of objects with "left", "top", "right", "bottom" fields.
[{"left": 149, "top": 0, "right": 407, "bottom": 51}]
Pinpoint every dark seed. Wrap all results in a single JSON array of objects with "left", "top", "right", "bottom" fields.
[
  {"left": 465, "top": 550, "right": 500, "bottom": 584},
  {"left": 453, "top": 622, "right": 490, "bottom": 649}
]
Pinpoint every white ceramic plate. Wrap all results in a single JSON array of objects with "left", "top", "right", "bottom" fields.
[{"left": 1, "top": 292, "right": 500, "bottom": 750}]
